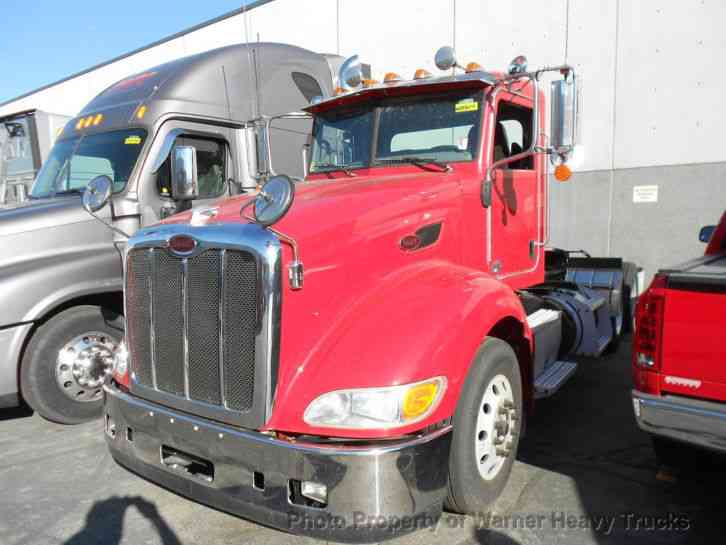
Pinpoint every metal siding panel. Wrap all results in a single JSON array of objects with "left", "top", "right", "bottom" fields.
[{"left": 614, "top": 1, "right": 726, "bottom": 168}]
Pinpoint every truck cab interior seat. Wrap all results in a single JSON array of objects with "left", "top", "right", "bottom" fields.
[{"left": 493, "top": 122, "right": 509, "bottom": 164}]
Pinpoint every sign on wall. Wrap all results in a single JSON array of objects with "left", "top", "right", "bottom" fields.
[{"left": 633, "top": 185, "right": 659, "bottom": 203}]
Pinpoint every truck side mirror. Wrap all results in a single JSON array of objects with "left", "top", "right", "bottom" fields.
[
  {"left": 171, "top": 146, "right": 199, "bottom": 201},
  {"left": 550, "top": 76, "right": 578, "bottom": 159},
  {"left": 699, "top": 225, "right": 716, "bottom": 243},
  {"left": 82, "top": 175, "right": 113, "bottom": 213}
]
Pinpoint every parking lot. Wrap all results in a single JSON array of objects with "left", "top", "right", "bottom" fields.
[{"left": 1, "top": 337, "right": 722, "bottom": 545}]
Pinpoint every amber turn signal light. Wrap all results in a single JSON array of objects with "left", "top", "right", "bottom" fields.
[
  {"left": 402, "top": 381, "right": 440, "bottom": 420},
  {"left": 554, "top": 163, "right": 572, "bottom": 182}
]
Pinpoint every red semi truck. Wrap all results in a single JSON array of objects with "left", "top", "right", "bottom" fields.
[
  {"left": 96, "top": 48, "right": 638, "bottom": 541},
  {"left": 632, "top": 210, "right": 726, "bottom": 464}
]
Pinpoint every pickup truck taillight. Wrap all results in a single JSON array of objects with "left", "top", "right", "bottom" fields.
[{"left": 632, "top": 275, "right": 666, "bottom": 393}]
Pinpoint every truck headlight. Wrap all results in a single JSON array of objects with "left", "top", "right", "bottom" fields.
[{"left": 303, "top": 377, "right": 446, "bottom": 429}]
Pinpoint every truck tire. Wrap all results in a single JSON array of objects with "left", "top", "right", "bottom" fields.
[
  {"left": 20, "top": 305, "right": 121, "bottom": 425},
  {"left": 445, "top": 338, "right": 522, "bottom": 514}
]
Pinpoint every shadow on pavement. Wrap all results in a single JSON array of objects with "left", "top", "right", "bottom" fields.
[
  {"left": 0, "top": 404, "right": 33, "bottom": 421},
  {"left": 511, "top": 337, "right": 724, "bottom": 544},
  {"left": 63, "top": 496, "right": 181, "bottom": 545}
]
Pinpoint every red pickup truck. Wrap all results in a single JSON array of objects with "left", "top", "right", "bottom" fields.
[{"left": 632, "top": 210, "right": 726, "bottom": 464}]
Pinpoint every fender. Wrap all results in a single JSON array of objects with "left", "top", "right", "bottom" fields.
[
  {"left": 0, "top": 222, "right": 122, "bottom": 327},
  {"left": 265, "top": 259, "right": 532, "bottom": 439}
]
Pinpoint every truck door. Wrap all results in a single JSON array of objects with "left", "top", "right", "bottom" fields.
[
  {"left": 487, "top": 96, "right": 543, "bottom": 287},
  {"left": 134, "top": 121, "right": 236, "bottom": 227}
]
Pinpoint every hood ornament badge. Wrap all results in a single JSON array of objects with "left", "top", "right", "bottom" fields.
[{"left": 168, "top": 234, "right": 197, "bottom": 255}]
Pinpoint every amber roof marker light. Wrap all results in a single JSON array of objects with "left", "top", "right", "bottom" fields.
[{"left": 384, "top": 72, "right": 402, "bottom": 84}]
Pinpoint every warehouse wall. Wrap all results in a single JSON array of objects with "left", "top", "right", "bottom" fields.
[{"left": 1, "top": 0, "right": 723, "bottom": 279}]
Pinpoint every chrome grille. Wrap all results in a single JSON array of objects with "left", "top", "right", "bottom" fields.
[
  {"left": 223, "top": 251, "right": 259, "bottom": 411},
  {"left": 126, "top": 247, "right": 259, "bottom": 416}
]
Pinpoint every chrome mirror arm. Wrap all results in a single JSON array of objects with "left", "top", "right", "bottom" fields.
[{"left": 86, "top": 209, "right": 131, "bottom": 240}]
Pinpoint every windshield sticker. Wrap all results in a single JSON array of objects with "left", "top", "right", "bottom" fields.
[
  {"left": 455, "top": 99, "right": 478, "bottom": 113},
  {"left": 124, "top": 135, "right": 142, "bottom": 145}
]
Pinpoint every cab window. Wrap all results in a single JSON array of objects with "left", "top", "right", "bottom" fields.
[
  {"left": 493, "top": 101, "right": 534, "bottom": 169},
  {"left": 158, "top": 136, "right": 226, "bottom": 199}
]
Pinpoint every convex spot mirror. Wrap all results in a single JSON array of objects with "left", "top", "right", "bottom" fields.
[
  {"left": 435, "top": 46, "right": 458, "bottom": 71},
  {"left": 82, "top": 175, "right": 113, "bottom": 214},
  {"left": 339, "top": 55, "right": 363, "bottom": 90},
  {"left": 171, "top": 146, "right": 199, "bottom": 201},
  {"left": 254, "top": 174, "right": 295, "bottom": 227},
  {"left": 699, "top": 225, "right": 716, "bottom": 243},
  {"left": 550, "top": 75, "right": 579, "bottom": 159}
]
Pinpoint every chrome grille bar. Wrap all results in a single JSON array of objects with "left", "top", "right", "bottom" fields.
[
  {"left": 219, "top": 249, "right": 227, "bottom": 409},
  {"left": 182, "top": 257, "right": 190, "bottom": 400},
  {"left": 149, "top": 248, "right": 158, "bottom": 389}
]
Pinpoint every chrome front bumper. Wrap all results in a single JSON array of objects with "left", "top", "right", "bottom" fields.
[
  {"left": 104, "top": 383, "right": 452, "bottom": 542},
  {"left": 632, "top": 390, "right": 726, "bottom": 453}
]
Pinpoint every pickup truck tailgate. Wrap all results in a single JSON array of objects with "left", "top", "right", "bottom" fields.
[{"left": 659, "top": 253, "right": 726, "bottom": 401}]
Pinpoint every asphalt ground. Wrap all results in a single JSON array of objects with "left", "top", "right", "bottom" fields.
[{"left": 1, "top": 337, "right": 723, "bottom": 545}]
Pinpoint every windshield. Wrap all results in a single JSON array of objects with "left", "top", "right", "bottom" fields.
[
  {"left": 309, "top": 91, "right": 482, "bottom": 174},
  {"left": 31, "top": 129, "right": 147, "bottom": 198}
]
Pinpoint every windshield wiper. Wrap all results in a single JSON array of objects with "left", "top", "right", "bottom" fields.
[
  {"left": 31, "top": 188, "right": 82, "bottom": 199},
  {"left": 311, "top": 163, "right": 357, "bottom": 177},
  {"left": 376, "top": 157, "right": 451, "bottom": 172},
  {"left": 54, "top": 189, "right": 83, "bottom": 196}
]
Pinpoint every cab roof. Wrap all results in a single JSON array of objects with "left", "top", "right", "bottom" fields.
[
  {"left": 61, "top": 42, "right": 338, "bottom": 140},
  {"left": 304, "top": 70, "right": 500, "bottom": 114}
]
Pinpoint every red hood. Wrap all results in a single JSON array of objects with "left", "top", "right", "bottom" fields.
[
  {"left": 165, "top": 170, "right": 463, "bottom": 254},
  {"left": 163, "top": 169, "right": 468, "bottom": 437}
]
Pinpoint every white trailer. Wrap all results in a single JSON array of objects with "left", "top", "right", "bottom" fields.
[{"left": 0, "top": 110, "right": 70, "bottom": 206}]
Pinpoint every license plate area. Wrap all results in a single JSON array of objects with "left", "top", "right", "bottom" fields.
[{"left": 161, "top": 445, "right": 214, "bottom": 483}]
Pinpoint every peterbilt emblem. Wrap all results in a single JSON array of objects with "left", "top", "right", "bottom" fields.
[{"left": 168, "top": 235, "right": 197, "bottom": 254}]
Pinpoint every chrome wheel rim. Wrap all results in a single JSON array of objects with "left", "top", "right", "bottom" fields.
[
  {"left": 475, "top": 373, "right": 516, "bottom": 481},
  {"left": 55, "top": 332, "right": 119, "bottom": 402}
]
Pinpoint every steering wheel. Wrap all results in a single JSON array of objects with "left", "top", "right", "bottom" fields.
[{"left": 317, "top": 138, "right": 333, "bottom": 157}]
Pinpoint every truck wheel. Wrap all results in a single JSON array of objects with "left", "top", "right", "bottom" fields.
[
  {"left": 445, "top": 338, "right": 522, "bottom": 514},
  {"left": 20, "top": 306, "right": 121, "bottom": 425}
]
